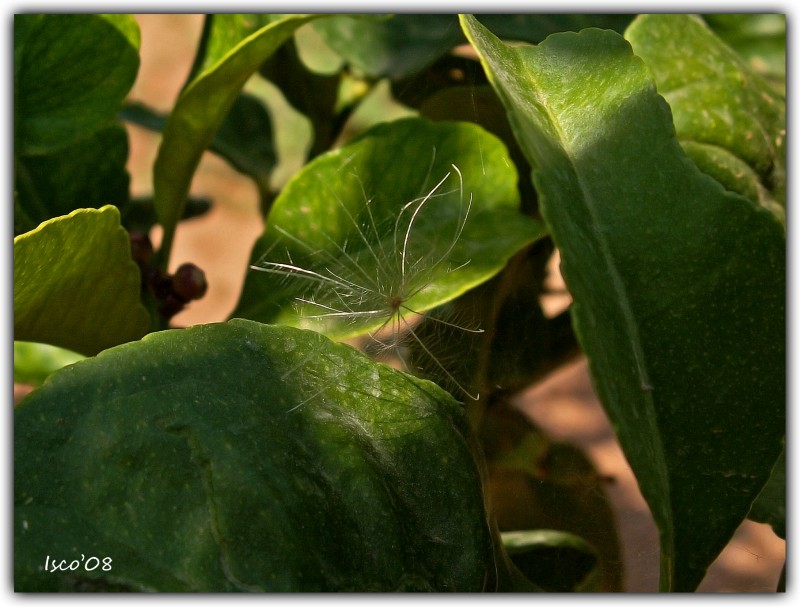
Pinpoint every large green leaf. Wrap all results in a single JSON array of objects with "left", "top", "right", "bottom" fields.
[
  {"left": 626, "top": 15, "right": 785, "bottom": 219},
  {"left": 14, "top": 14, "right": 139, "bottom": 155},
  {"left": 461, "top": 16, "right": 785, "bottom": 591},
  {"left": 15, "top": 320, "right": 500, "bottom": 591},
  {"left": 14, "top": 206, "right": 150, "bottom": 356},
  {"left": 152, "top": 14, "right": 323, "bottom": 259},
  {"left": 232, "top": 116, "right": 545, "bottom": 342},
  {"left": 14, "top": 124, "right": 130, "bottom": 236}
]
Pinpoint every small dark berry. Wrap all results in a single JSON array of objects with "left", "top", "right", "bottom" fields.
[
  {"left": 129, "top": 230, "right": 154, "bottom": 268},
  {"left": 171, "top": 263, "right": 208, "bottom": 301},
  {"left": 157, "top": 293, "right": 186, "bottom": 319},
  {"left": 146, "top": 267, "right": 173, "bottom": 300}
]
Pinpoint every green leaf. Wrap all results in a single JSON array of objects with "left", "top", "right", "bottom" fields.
[
  {"left": 14, "top": 206, "right": 150, "bottom": 356},
  {"left": 15, "top": 320, "right": 498, "bottom": 591},
  {"left": 197, "top": 14, "right": 286, "bottom": 74},
  {"left": 312, "top": 15, "right": 461, "bottom": 79},
  {"left": 679, "top": 140, "right": 783, "bottom": 223},
  {"left": 232, "top": 116, "right": 545, "bottom": 342},
  {"left": 461, "top": 16, "right": 785, "bottom": 591},
  {"left": 626, "top": 15, "right": 785, "bottom": 216},
  {"left": 14, "top": 125, "right": 130, "bottom": 236},
  {"left": 152, "top": 14, "right": 323, "bottom": 260},
  {"left": 313, "top": 15, "right": 635, "bottom": 80},
  {"left": 14, "top": 14, "right": 139, "bottom": 155},
  {"left": 13, "top": 341, "right": 84, "bottom": 386},
  {"left": 748, "top": 445, "right": 785, "bottom": 539},
  {"left": 477, "top": 14, "right": 635, "bottom": 44}
]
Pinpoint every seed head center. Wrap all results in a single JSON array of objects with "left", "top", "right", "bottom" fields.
[{"left": 387, "top": 294, "right": 403, "bottom": 313}]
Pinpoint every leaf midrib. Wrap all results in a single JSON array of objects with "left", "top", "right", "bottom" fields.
[{"left": 460, "top": 14, "right": 676, "bottom": 572}]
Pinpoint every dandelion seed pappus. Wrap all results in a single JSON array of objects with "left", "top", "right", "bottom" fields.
[{"left": 251, "top": 151, "right": 484, "bottom": 400}]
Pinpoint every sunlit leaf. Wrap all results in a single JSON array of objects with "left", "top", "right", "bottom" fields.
[
  {"left": 626, "top": 15, "right": 785, "bottom": 218},
  {"left": 233, "top": 117, "right": 545, "bottom": 342},
  {"left": 14, "top": 206, "right": 150, "bottom": 355},
  {"left": 13, "top": 341, "right": 84, "bottom": 387}
]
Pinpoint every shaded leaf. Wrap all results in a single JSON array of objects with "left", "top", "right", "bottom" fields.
[
  {"left": 478, "top": 14, "right": 634, "bottom": 43},
  {"left": 413, "top": 82, "right": 539, "bottom": 215},
  {"left": 313, "top": 14, "right": 635, "bottom": 81},
  {"left": 14, "top": 206, "right": 150, "bottom": 356},
  {"left": 259, "top": 38, "right": 341, "bottom": 159},
  {"left": 748, "top": 445, "right": 785, "bottom": 539},
  {"left": 679, "top": 140, "right": 782, "bottom": 222},
  {"left": 15, "top": 320, "right": 498, "bottom": 591},
  {"left": 312, "top": 15, "right": 459, "bottom": 79},
  {"left": 232, "top": 116, "right": 545, "bottom": 342},
  {"left": 14, "top": 125, "right": 130, "bottom": 236},
  {"left": 461, "top": 16, "right": 785, "bottom": 591},
  {"left": 410, "top": 238, "right": 580, "bottom": 398},
  {"left": 119, "top": 195, "right": 212, "bottom": 235},
  {"left": 392, "top": 55, "right": 489, "bottom": 110},
  {"left": 210, "top": 92, "right": 276, "bottom": 192},
  {"left": 14, "top": 14, "right": 139, "bottom": 155}
]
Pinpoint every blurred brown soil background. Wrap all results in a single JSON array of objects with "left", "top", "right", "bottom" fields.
[{"left": 124, "top": 15, "right": 785, "bottom": 592}]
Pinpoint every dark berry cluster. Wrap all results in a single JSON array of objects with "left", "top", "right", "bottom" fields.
[{"left": 129, "top": 231, "right": 208, "bottom": 319}]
